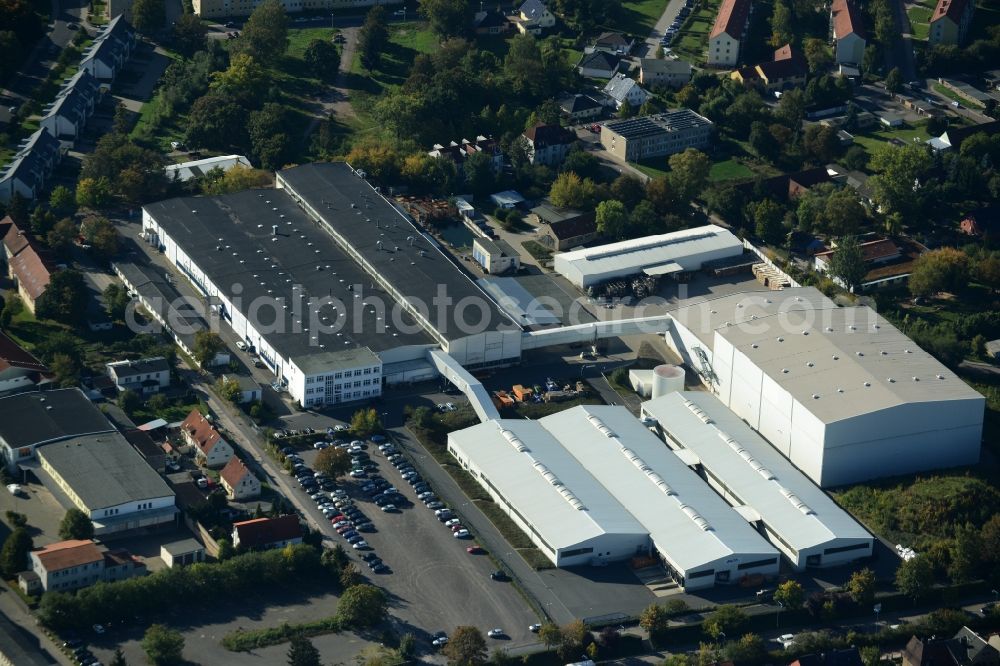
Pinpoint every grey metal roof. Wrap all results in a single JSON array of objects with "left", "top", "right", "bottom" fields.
[
  {"left": 112, "top": 261, "right": 211, "bottom": 353},
  {"left": 37, "top": 432, "right": 174, "bottom": 510},
  {"left": 0, "top": 389, "right": 114, "bottom": 450},
  {"left": 642, "top": 392, "right": 872, "bottom": 554},
  {"left": 142, "top": 187, "right": 435, "bottom": 357},
  {"left": 603, "top": 109, "right": 713, "bottom": 139},
  {"left": 603, "top": 74, "right": 646, "bottom": 102},
  {"left": 640, "top": 58, "right": 693, "bottom": 75},
  {"left": 0, "top": 128, "right": 61, "bottom": 190},
  {"left": 41, "top": 70, "right": 99, "bottom": 130},
  {"left": 578, "top": 50, "right": 621, "bottom": 71},
  {"left": 107, "top": 357, "right": 170, "bottom": 379},
  {"left": 291, "top": 347, "right": 380, "bottom": 375}
]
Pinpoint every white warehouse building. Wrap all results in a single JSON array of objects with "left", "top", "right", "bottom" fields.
[
  {"left": 642, "top": 391, "right": 874, "bottom": 570},
  {"left": 663, "top": 288, "right": 984, "bottom": 487},
  {"left": 448, "top": 405, "right": 780, "bottom": 589},
  {"left": 553, "top": 225, "right": 744, "bottom": 290}
]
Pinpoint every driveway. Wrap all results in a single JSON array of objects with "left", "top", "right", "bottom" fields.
[{"left": 636, "top": 0, "right": 690, "bottom": 57}]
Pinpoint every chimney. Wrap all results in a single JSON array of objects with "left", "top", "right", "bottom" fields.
[{"left": 272, "top": 225, "right": 278, "bottom": 236}]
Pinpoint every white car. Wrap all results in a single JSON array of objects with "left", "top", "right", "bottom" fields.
[
  {"left": 235, "top": 340, "right": 247, "bottom": 351},
  {"left": 352, "top": 541, "right": 369, "bottom": 549},
  {"left": 417, "top": 491, "right": 435, "bottom": 500},
  {"left": 453, "top": 529, "right": 470, "bottom": 538},
  {"left": 529, "top": 624, "right": 541, "bottom": 633},
  {"left": 444, "top": 518, "right": 461, "bottom": 527},
  {"left": 487, "top": 628, "right": 503, "bottom": 638},
  {"left": 432, "top": 635, "right": 449, "bottom": 647},
  {"left": 381, "top": 504, "right": 397, "bottom": 512},
  {"left": 333, "top": 425, "right": 348, "bottom": 432}
]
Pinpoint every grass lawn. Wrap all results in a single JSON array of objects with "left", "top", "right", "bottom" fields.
[
  {"left": 615, "top": 0, "right": 670, "bottom": 35},
  {"left": 521, "top": 240, "right": 554, "bottom": 264},
  {"left": 709, "top": 158, "right": 754, "bottom": 181},
  {"left": 670, "top": 0, "right": 719, "bottom": 62},
  {"left": 933, "top": 82, "right": 985, "bottom": 109},
  {"left": 906, "top": 5, "right": 932, "bottom": 39},
  {"left": 850, "top": 121, "right": 932, "bottom": 157},
  {"left": 286, "top": 26, "right": 337, "bottom": 59}
]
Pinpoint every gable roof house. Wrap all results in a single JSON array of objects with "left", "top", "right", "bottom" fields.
[
  {"left": 731, "top": 43, "right": 807, "bottom": 90},
  {"left": 510, "top": 0, "right": 556, "bottom": 35},
  {"left": 232, "top": 515, "right": 303, "bottom": 550},
  {"left": 2, "top": 220, "right": 53, "bottom": 314},
  {"left": 29, "top": 539, "right": 105, "bottom": 592},
  {"left": 929, "top": 0, "right": 975, "bottom": 45},
  {"left": 428, "top": 136, "right": 503, "bottom": 173},
  {"left": 593, "top": 31, "right": 635, "bottom": 55},
  {"left": 904, "top": 628, "right": 1000, "bottom": 666},
  {"left": 220, "top": 456, "right": 260, "bottom": 500},
  {"left": 532, "top": 205, "right": 599, "bottom": 250},
  {"left": 0, "top": 329, "right": 54, "bottom": 396},
  {"left": 830, "top": 0, "right": 866, "bottom": 66},
  {"left": 0, "top": 128, "right": 64, "bottom": 203},
  {"left": 639, "top": 58, "right": 693, "bottom": 89},
  {"left": 558, "top": 94, "right": 604, "bottom": 121},
  {"left": 179, "top": 409, "right": 233, "bottom": 468},
  {"left": 473, "top": 9, "right": 510, "bottom": 34},
  {"left": 523, "top": 123, "right": 577, "bottom": 166},
  {"left": 106, "top": 357, "right": 171, "bottom": 394},
  {"left": 927, "top": 120, "right": 1000, "bottom": 152},
  {"left": 577, "top": 50, "right": 622, "bottom": 79},
  {"left": 603, "top": 74, "right": 652, "bottom": 110},
  {"left": 80, "top": 16, "right": 137, "bottom": 82},
  {"left": 708, "top": 0, "right": 752, "bottom": 67},
  {"left": 39, "top": 70, "right": 101, "bottom": 143}
]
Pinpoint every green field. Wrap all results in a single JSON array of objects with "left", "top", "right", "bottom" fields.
[
  {"left": 670, "top": 0, "right": 720, "bottom": 63},
  {"left": 906, "top": 5, "right": 932, "bottom": 40},
  {"left": 616, "top": 0, "right": 671, "bottom": 35},
  {"left": 933, "top": 82, "right": 985, "bottom": 109},
  {"left": 708, "top": 158, "right": 754, "bottom": 181}
]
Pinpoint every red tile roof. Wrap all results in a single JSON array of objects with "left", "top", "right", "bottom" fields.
[
  {"left": 815, "top": 238, "right": 900, "bottom": 262},
  {"left": 524, "top": 123, "right": 577, "bottom": 149},
  {"left": 233, "top": 515, "right": 302, "bottom": 548},
  {"left": 9, "top": 248, "right": 53, "bottom": 302},
  {"left": 32, "top": 539, "right": 103, "bottom": 572},
  {"left": 930, "top": 0, "right": 970, "bottom": 24},
  {"left": 180, "top": 409, "right": 224, "bottom": 455},
  {"left": 220, "top": 456, "right": 252, "bottom": 488},
  {"left": 711, "top": 0, "right": 752, "bottom": 40},
  {"left": 1, "top": 216, "right": 30, "bottom": 256},
  {"left": 0, "top": 329, "right": 50, "bottom": 376},
  {"left": 831, "top": 0, "right": 866, "bottom": 39}
]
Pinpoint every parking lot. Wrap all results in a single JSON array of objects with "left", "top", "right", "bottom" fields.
[{"left": 282, "top": 433, "right": 542, "bottom": 651}]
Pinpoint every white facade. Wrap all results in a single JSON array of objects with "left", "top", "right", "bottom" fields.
[
  {"left": 554, "top": 225, "right": 743, "bottom": 290},
  {"left": 664, "top": 288, "right": 985, "bottom": 487},
  {"left": 708, "top": 33, "right": 741, "bottom": 67}
]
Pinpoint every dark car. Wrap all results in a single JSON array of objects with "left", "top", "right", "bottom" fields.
[
  {"left": 361, "top": 551, "right": 379, "bottom": 561},
  {"left": 372, "top": 563, "right": 390, "bottom": 573},
  {"left": 426, "top": 501, "right": 444, "bottom": 510},
  {"left": 357, "top": 522, "right": 376, "bottom": 532},
  {"left": 367, "top": 558, "right": 383, "bottom": 568},
  {"left": 490, "top": 570, "right": 510, "bottom": 581},
  {"left": 436, "top": 511, "right": 454, "bottom": 522}
]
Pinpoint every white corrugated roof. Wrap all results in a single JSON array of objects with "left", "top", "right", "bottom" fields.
[
  {"left": 555, "top": 225, "right": 742, "bottom": 279},
  {"left": 642, "top": 392, "right": 873, "bottom": 554},
  {"left": 448, "top": 419, "right": 646, "bottom": 551},
  {"left": 542, "top": 406, "right": 778, "bottom": 574}
]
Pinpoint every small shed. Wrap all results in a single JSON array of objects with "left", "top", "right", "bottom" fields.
[
  {"left": 160, "top": 538, "right": 207, "bottom": 567},
  {"left": 223, "top": 374, "right": 262, "bottom": 404},
  {"left": 490, "top": 190, "right": 525, "bottom": 210}
]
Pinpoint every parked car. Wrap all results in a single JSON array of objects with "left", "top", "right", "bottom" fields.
[
  {"left": 427, "top": 501, "right": 444, "bottom": 510},
  {"left": 490, "top": 570, "right": 509, "bottom": 581},
  {"left": 381, "top": 504, "right": 398, "bottom": 512},
  {"left": 529, "top": 624, "right": 542, "bottom": 633},
  {"left": 467, "top": 546, "right": 485, "bottom": 554},
  {"left": 487, "top": 628, "right": 504, "bottom": 638},
  {"left": 453, "top": 529, "right": 470, "bottom": 538}
]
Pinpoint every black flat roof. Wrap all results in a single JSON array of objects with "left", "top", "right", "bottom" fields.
[
  {"left": 0, "top": 389, "right": 114, "bottom": 450},
  {"left": 144, "top": 189, "right": 435, "bottom": 359},
  {"left": 277, "top": 163, "right": 519, "bottom": 341}
]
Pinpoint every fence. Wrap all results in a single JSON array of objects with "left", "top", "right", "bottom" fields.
[{"left": 742, "top": 239, "right": 801, "bottom": 288}]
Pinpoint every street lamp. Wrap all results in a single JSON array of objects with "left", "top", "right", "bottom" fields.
[
  {"left": 775, "top": 601, "right": 783, "bottom": 629},
  {"left": 580, "top": 363, "right": 595, "bottom": 378}
]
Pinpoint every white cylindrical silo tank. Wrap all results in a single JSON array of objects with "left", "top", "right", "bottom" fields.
[{"left": 651, "top": 364, "right": 684, "bottom": 398}]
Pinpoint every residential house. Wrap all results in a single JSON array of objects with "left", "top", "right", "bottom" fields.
[
  {"left": 472, "top": 237, "right": 521, "bottom": 274},
  {"left": 815, "top": 236, "right": 927, "bottom": 291},
  {"left": 220, "top": 456, "right": 261, "bottom": 500},
  {"left": 603, "top": 74, "right": 652, "bottom": 110},
  {"left": 106, "top": 357, "right": 171, "bottom": 395},
  {"left": 28, "top": 539, "right": 143, "bottom": 592},
  {"left": 639, "top": 58, "right": 693, "bottom": 89},
  {"left": 80, "top": 16, "right": 137, "bottom": 83},
  {"left": 222, "top": 374, "right": 262, "bottom": 403},
  {"left": 593, "top": 31, "right": 635, "bottom": 55},
  {"left": 735, "top": 167, "right": 832, "bottom": 201},
  {"left": 959, "top": 206, "right": 1000, "bottom": 238},
  {"left": 577, "top": 51, "right": 622, "bottom": 79},
  {"left": 929, "top": 0, "right": 975, "bottom": 45},
  {"left": 510, "top": 0, "right": 556, "bottom": 35},
  {"left": 180, "top": 409, "right": 233, "bottom": 468},
  {"left": 831, "top": 0, "right": 866, "bottom": 66},
  {"left": 523, "top": 123, "right": 576, "bottom": 166},
  {"left": 558, "top": 94, "right": 604, "bottom": 122},
  {"left": 1, "top": 220, "right": 53, "bottom": 314},
  {"left": 165, "top": 154, "right": 252, "bottom": 183},
  {"left": 532, "top": 205, "right": 599, "bottom": 250},
  {"left": 731, "top": 44, "right": 807, "bottom": 91},
  {"left": 600, "top": 109, "right": 714, "bottom": 162},
  {"left": 708, "top": 0, "right": 752, "bottom": 67},
  {"left": 0, "top": 329, "right": 53, "bottom": 396},
  {"left": 903, "top": 628, "right": 1000, "bottom": 666},
  {"left": 790, "top": 648, "right": 864, "bottom": 666},
  {"left": 39, "top": 70, "right": 101, "bottom": 143},
  {"left": 428, "top": 136, "right": 503, "bottom": 173},
  {"left": 232, "top": 515, "right": 303, "bottom": 550},
  {"left": 473, "top": 9, "right": 510, "bottom": 34},
  {"left": 0, "top": 128, "right": 64, "bottom": 203},
  {"left": 927, "top": 119, "right": 1000, "bottom": 151},
  {"left": 160, "top": 538, "right": 206, "bottom": 567}
]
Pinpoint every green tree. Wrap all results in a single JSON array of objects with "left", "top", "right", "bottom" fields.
[
  {"left": 908, "top": 248, "right": 969, "bottom": 297},
  {"left": 802, "top": 123, "right": 840, "bottom": 162},
  {"left": 287, "top": 634, "right": 322, "bottom": 666},
  {"left": 595, "top": 200, "right": 629, "bottom": 240},
  {"left": 336, "top": 584, "right": 388, "bottom": 628},
  {"left": 419, "top": 0, "right": 471, "bottom": 39},
  {"left": 668, "top": 148, "right": 711, "bottom": 201},
  {"left": 610, "top": 174, "right": 646, "bottom": 210},
  {"left": 80, "top": 215, "right": 120, "bottom": 258},
  {"left": 464, "top": 150, "right": 496, "bottom": 197},
  {"left": 973, "top": 253, "right": 1000, "bottom": 294},
  {"left": 201, "top": 164, "right": 272, "bottom": 195},
  {"left": 49, "top": 186, "right": 76, "bottom": 216},
  {"left": 538, "top": 623, "right": 562, "bottom": 649},
  {"left": 248, "top": 103, "right": 292, "bottom": 170},
  {"left": 214, "top": 377, "right": 241, "bottom": 402},
  {"left": 303, "top": 38, "right": 340, "bottom": 81},
  {"left": 141, "top": 624, "right": 185, "bottom": 665},
  {"left": 630, "top": 199, "right": 660, "bottom": 236},
  {"left": 315, "top": 446, "right": 352, "bottom": 479},
  {"left": 104, "top": 283, "right": 131, "bottom": 321},
  {"left": 185, "top": 94, "right": 250, "bottom": 151},
  {"left": 827, "top": 236, "right": 867, "bottom": 292},
  {"left": 948, "top": 523, "right": 983, "bottom": 583},
  {"left": 350, "top": 408, "right": 382, "bottom": 437},
  {"left": 896, "top": 555, "right": 934, "bottom": 600},
  {"left": 109, "top": 648, "right": 128, "bottom": 666},
  {"left": 233, "top": 0, "right": 289, "bottom": 65},
  {"left": 118, "top": 388, "right": 141, "bottom": 414},
  {"left": 59, "top": 508, "right": 94, "bottom": 540},
  {"left": 703, "top": 605, "right": 747, "bottom": 639},
  {"left": 0, "top": 527, "right": 32, "bottom": 576},
  {"left": 358, "top": 5, "right": 389, "bottom": 73},
  {"left": 846, "top": 567, "right": 876, "bottom": 605},
  {"left": 549, "top": 172, "right": 597, "bottom": 209},
  {"left": 803, "top": 37, "right": 832, "bottom": 73},
  {"left": 774, "top": 580, "right": 804, "bottom": 609},
  {"left": 46, "top": 217, "right": 78, "bottom": 256},
  {"left": 556, "top": 620, "right": 588, "bottom": 661},
  {"left": 75, "top": 176, "right": 113, "bottom": 209},
  {"left": 562, "top": 149, "right": 599, "bottom": 181},
  {"left": 49, "top": 353, "right": 81, "bottom": 388},
  {"left": 618, "top": 99, "right": 635, "bottom": 119},
  {"left": 868, "top": 143, "right": 932, "bottom": 215},
  {"left": 725, "top": 633, "right": 767, "bottom": 664},
  {"left": 36, "top": 270, "right": 88, "bottom": 326},
  {"left": 640, "top": 603, "right": 670, "bottom": 637},
  {"left": 885, "top": 67, "right": 902, "bottom": 94},
  {"left": 770, "top": 0, "right": 793, "bottom": 47},
  {"left": 210, "top": 52, "right": 268, "bottom": 101},
  {"left": 443, "top": 626, "right": 488, "bottom": 666},
  {"left": 750, "top": 199, "right": 784, "bottom": 245},
  {"left": 131, "top": 0, "right": 166, "bottom": 34},
  {"left": 193, "top": 330, "right": 224, "bottom": 367},
  {"left": 4, "top": 511, "right": 27, "bottom": 528},
  {"left": 173, "top": 13, "right": 208, "bottom": 57}
]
